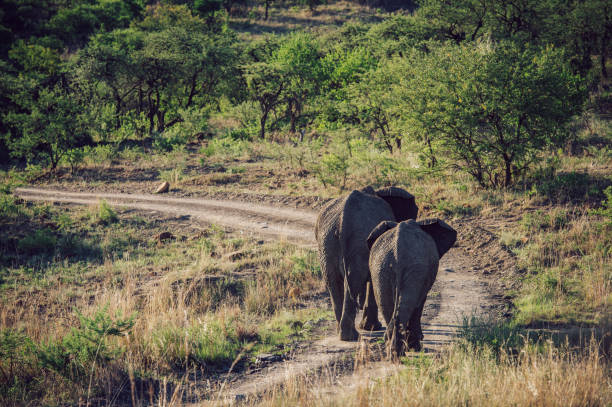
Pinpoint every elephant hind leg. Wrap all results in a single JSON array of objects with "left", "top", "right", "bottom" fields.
[
  {"left": 339, "top": 278, "right": 359, "bottom": 341},
  {"left": 407, "top": 297, "right": 427, "bottom": 351},
  {"left": 359, "top": 281, "right": 382, "bottom": 331},
  {"left": 322, "top": 253, "right": 344, "bottom": 325}
]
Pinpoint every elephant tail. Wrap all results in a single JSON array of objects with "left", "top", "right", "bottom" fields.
[{"left": 386, "top": 284, "right": 403, "bottom": 360}]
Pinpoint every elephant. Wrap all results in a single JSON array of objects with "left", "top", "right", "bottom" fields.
[
  {"left": 314, "top": 186, "right": 419, "bottom": 341},
  {"left": 366, "top": 218, "right": 457, "bottom": 356}
]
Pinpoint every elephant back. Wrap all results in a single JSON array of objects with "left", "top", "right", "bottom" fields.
[
  {"left": 315, "top": 198, "right": 341, "bottom": 243},
  {"left": 395, "top": 221, "right": 440, "bottom": 269}
]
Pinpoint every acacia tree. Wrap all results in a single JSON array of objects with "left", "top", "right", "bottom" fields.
[
  {"left": 243, "top": 61, "right": 284, "bottom": 139},
  {"left": 398, "top": 41, "right": 586, "bottom": 187},
  {"left": 74, "top": 5, "right": 237, "bottom": 135},
  {"left": 6, "top": 86, "right": 91, "bottom": 170},
  {"left": 346, "top": 62, "right": 405, "bottom": 154},
  {"left": 275, "top": 33, "right": 324, "bottom": 134},
  {"left": 416, "top": 0, "right": 489, "bottom": 44}
]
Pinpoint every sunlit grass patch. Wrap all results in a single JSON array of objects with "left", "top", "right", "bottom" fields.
[{"left": 259, "top": 319, "right": 611, "bottom": 407}]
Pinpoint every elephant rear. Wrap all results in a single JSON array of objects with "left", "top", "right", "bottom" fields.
[{"left": 367, "top": 219, "right": 457, "bottom": 355}]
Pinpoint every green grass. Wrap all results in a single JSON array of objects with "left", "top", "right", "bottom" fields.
[{"left": 0, "top": 191, "right": 329, "bottom": 405}]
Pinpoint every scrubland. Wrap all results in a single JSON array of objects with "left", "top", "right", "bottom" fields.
[{"left": 1, "top": 0, "right": 611, "bottom": 404}]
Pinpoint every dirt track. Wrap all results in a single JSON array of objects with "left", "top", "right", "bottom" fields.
[{"left": 15, "top": 187, "right": 502, "bottom": 403}]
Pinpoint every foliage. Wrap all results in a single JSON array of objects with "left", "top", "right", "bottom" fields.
[
  {"left": 17, "top": 229, "right": 56, "bottom": 255},
  {"left": 0, "top": 329, "right": 37, "bottom": 400},
  {"left": 96, "top": 200, "right": 119, "bottom": 225},
  {"left": 590, "top": 186, "right": 612, "bottom": 226},
  {"left": 315, "top": 150, "right": 350, "bottom": 191},
  {"left": 5, "top": 86, "right": 93, "bottom": 170},
  {"left": 37, "top": 306, "right": 134, "bottom": 382},
  {"left": 396, "top": 41, "right": 587, "bottom": 187}
]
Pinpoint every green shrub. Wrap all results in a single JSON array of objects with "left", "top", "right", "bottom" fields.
[
  {"left": 590, "top": 186, "right": 612, "bottom": 225},
  {"left": 314, "top": 151, "right": 350, "bottom": 190},
  {"left": 530, "top": 171, "right": 602, "bottom": 203},
  {"left": 84, "top": 144, "right": 117, "bottom": 166},
  {"left": 158, "top": 166, "right": 185, "bottom": 184},
  {"left": 37, "top": 306, "right": 134, "bottom": 383},
  {"left": 62, "top": 147, "right": 86, "bottom": 173},
  {"left": 97, "top": 200, "right": 118, "bottom": 225},
  {"left": 200, "top": 136, "right": 251, "bottom": 159},
  {"left": 435, "top": 200, "right": 480, "bottom": 217},
  {"left": 290, "top": 251, "right": 321, "bottom": 280},
  {"left": 152, "top": 131, "right": 187, "bottom": 152},
  {"left": 521, "top": 210, "right": 551, "bottom": 232},
  {"left": 0, "top": 186, "right": 22, "bottom": 220},
  {"left": 0, "top": 329, "right": 37, "bottom": 395},
  {"left": 56, "top": 234, "right": 102, "bottom": 260},
  {"left": 17, "top": 229, "right": 56, "bottom": 255},
  {"left": 227, "top": 127, "right": 252, "bottom": 141},
  {"left": 459, "top": 317, "right": 531, "bottom": 355},
  {"left": 151, "top": 317, "right": 244, "bottom": 369}
]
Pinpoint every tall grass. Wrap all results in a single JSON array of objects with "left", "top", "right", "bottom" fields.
[{"left": 256, "top": 337, "right": 610, "bottom": 407}]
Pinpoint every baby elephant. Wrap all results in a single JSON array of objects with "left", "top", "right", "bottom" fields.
[{"left": 367, "top": 219, "right": 457, "bottom": 357}]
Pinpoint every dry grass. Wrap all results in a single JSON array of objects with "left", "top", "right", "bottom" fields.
[
  {"left": 0, "top": 201, "right": 326, "bottom": 405},
  {"left": 231, "top": 1, "right": 385, "bottom": 39},
  {"left": 514, "top": 210, "right": 611, "bottom": 325},
  {"left": 255, "top": 339, "right": 611, "bottom": 407}
]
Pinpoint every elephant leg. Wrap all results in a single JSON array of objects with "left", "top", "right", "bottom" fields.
[
  {"left": 407, "top": 298, "right": 426, "bottom": 351},
  {"left": 328, "top": 272, "right": 344, "bottom": 325},
  {"left": 339, "top": 278, "right": 359, "bottom": 341},
  {"left": 359, "top": 281, "right": 382, "bottom": 331},
  {"left": 322, "top": 253, "right": 343, "bottom": 325}
]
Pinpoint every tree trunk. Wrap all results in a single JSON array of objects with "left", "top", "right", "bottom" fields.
[
  {"left": 503, "top": 155, "right": 512, "bottom": 187},
  {"left": 601, "top": 39, "right": 608, "bottom": 78},
  {"left": 260, "top": 108, "right": 269, "bottom": 140},
  {"left": 265, "top": 0, "right": 270, "bottom": 20},
  {"left": 114, "top": 93, "right": 122, "bottom": 130},
  {"left": 290, "top": 112, "right": 297, "bottom": 134},
  {"left": 156, "top": 110, "right": 165, "bottom": 133},
  {"left": 384, "top": 140, "right": 393, "bottom": 154},
  {"left": 426, "top": 137, "right": 436, "bottom": 168},
  {"left": 148, "top": 111, "right": 155, "bottom": 135}
]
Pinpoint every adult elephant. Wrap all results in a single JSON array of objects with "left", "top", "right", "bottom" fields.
[
  {"left": 315, "top": 186, "right": 418, "bottom": 341},
  {"left": 366, "top": 218, "right": 457, "bottom": 356}
]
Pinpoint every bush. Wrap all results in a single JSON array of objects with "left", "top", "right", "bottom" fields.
[
  {"left": 590, "top": 186, "right": 612, "bottom": 225},
  {"left": 200, "top": 136, "right": 251, "bottom": 159},
  {"left": 529, "top": 171, "right": 605, "bottom": 203},
  {"left": 62, "top": 147, "right": 86, "bottom": 173},
  {"left": 38, "top": 307, "right": 134, "bottom": 383},
  {"left": 17, "top": 229, "right": 56, "bottom": 255},
  {"left": 0, "top": 329, "right": 37, "bottom": 404},
  {"left": 84, "top": 144, "right": 117, "bottom": 166},
  {"left": 152, "top": 131, "right": 187, "bottom": 152},
  {"left": 5, "top": 86, "right": 93, "bottom": 170},
  {"left": 0, "top": 185, "right": 22, "bottom": 221},
  {"left": 151, "top": 316, "right": 244, "bottom": 369},
  {"left": 96, "top": 200, "right": 118, "bottom": 225},
  {"left": 397, "top": 42, "right": 587, "bottom": 187},
  {"left": 314, "top": 151, "right": 350, "bottom": 191}
]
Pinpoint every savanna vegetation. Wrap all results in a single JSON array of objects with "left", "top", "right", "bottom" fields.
[{"left": 0, "top": 0, "right": 610, "bottom": 405}]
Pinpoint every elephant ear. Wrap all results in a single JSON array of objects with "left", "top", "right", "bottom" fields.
[
  {"left": 375, "top": 187, "right": 419, "bottom": 221},
  {"left": 417, "top": 218, "right": 457, "bottom": 258},
  {"left": 367, "top": 221, "right": 398, "bottom": 250}
]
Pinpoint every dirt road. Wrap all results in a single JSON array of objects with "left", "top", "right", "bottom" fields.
[{"left": 15, "top": 187, "right": 502, "bottom": 403}]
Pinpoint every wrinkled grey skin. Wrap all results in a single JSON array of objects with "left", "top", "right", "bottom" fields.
[
  {"left": 367, "top": 219, "right": 457, "bottom": 355},
  {"left": 315, "top": 186, "right": 418, "bottom": 341}
]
